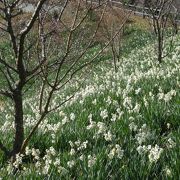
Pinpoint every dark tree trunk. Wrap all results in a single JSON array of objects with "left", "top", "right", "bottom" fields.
[
  {"left": 174, "top": 22, "right": 178, "bottom": 34},
  {"left": 158, "top": 47, "right": 162, "bottom": 63},
  {"left": 157, "top": 21, "right": 163, "bottom": 63},
  {"left": 157, "top": 34, "right": 163, "bottom": 63},
  {"left": 11, "top": 89, "right": 24, "bottom": 157}
]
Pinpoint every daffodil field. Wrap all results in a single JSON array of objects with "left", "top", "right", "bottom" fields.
[{"left": 0, "top": 30, "right": 180, "bottom": 179}]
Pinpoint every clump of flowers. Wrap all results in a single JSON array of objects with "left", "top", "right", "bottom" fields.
[
  {"left": 158, "top": 89, "right": 176, "bottom": 103},
  {"left": 166, "top": 138, "right": 176, "bottom": 149},
  {"left": 164, "top": 166, "right": 172, "bottom": 177},
  {"left": 148, "top": 145, "right": 163, "bottom": 163},
  {"left": 86, "top": 117, "right": 115, "bottom": 141},
  {"left": 69, "top": 140, "right": 88, "bottom": 155},
  {"left": 88, "top": 155, "right": 97, "bottom": 168},
  {"left": 108, "top": 144, "right": 124, "bottom": 159},
  {"left": 136, "top": 145, "right": 152, "bottom": 155},
  {"left": 67, "top": 160, "right": 75, "bottom": 168},
  {"left": 136, "top": 144, "right": 163, "bottom": 163},
  {"left": 135, "top": 124, "right": 152, "bottom": 145},
  {"left": 100, "top": 109, "right": 108, "bottom": 119}
]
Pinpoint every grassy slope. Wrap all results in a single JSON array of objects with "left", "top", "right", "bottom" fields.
[{"left": 0, "top": 27, "right": 180, "bottom": 179}]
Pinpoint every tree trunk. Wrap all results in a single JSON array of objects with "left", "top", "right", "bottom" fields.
[
  {"left": 157, "top": 29, "right": 163, "bottom": 63},
  {"left": 111, "top": 44, "right": 118, "bottom": 73},
  {"left": 174, "top": 22, "right": 178, "bottom": 34},
  {"left": 11, "top": 89, "right": 24, "bottom": 157},
  {"left": 158, "top": 48, "right": 162, "bottom": 63}
]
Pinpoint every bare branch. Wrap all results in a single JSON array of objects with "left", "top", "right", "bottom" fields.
[
  {"left": 0, "top": 57, "right": 17, "bottom": 72},
  {"left": 17, "top": 0, "right": 47, "bottom": 87},
  {"left": 0, "top": 89, "right": 12, "bottom": 98},
  {"left": 0, "top": 68, "right": 13, "bottom": 91},
  {"left": 20, "top": 0, "right": 47, "bottom": 37}
]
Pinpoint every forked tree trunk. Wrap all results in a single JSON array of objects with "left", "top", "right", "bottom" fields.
[{"left": 11, "top": 89, "right": 24, "bottom": 158}]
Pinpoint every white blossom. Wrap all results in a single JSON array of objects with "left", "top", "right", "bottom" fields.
[{"left": 148, "top": 145, "right": 163, "bottom": 163}]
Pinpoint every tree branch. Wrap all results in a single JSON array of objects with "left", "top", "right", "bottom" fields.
[
  {"left": 20, "top": 0, "right": 47, "bottom": 37},
  {"left": 0, "top": 89, "right": 12, "bottom": 98}
]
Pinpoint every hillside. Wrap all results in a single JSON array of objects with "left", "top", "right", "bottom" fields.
[
  {"left": 0, "top": 0, "right": 179, "bottom": 178},
  {"left": 0, "top": 29, "right": 179, "bottom": 178}
]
